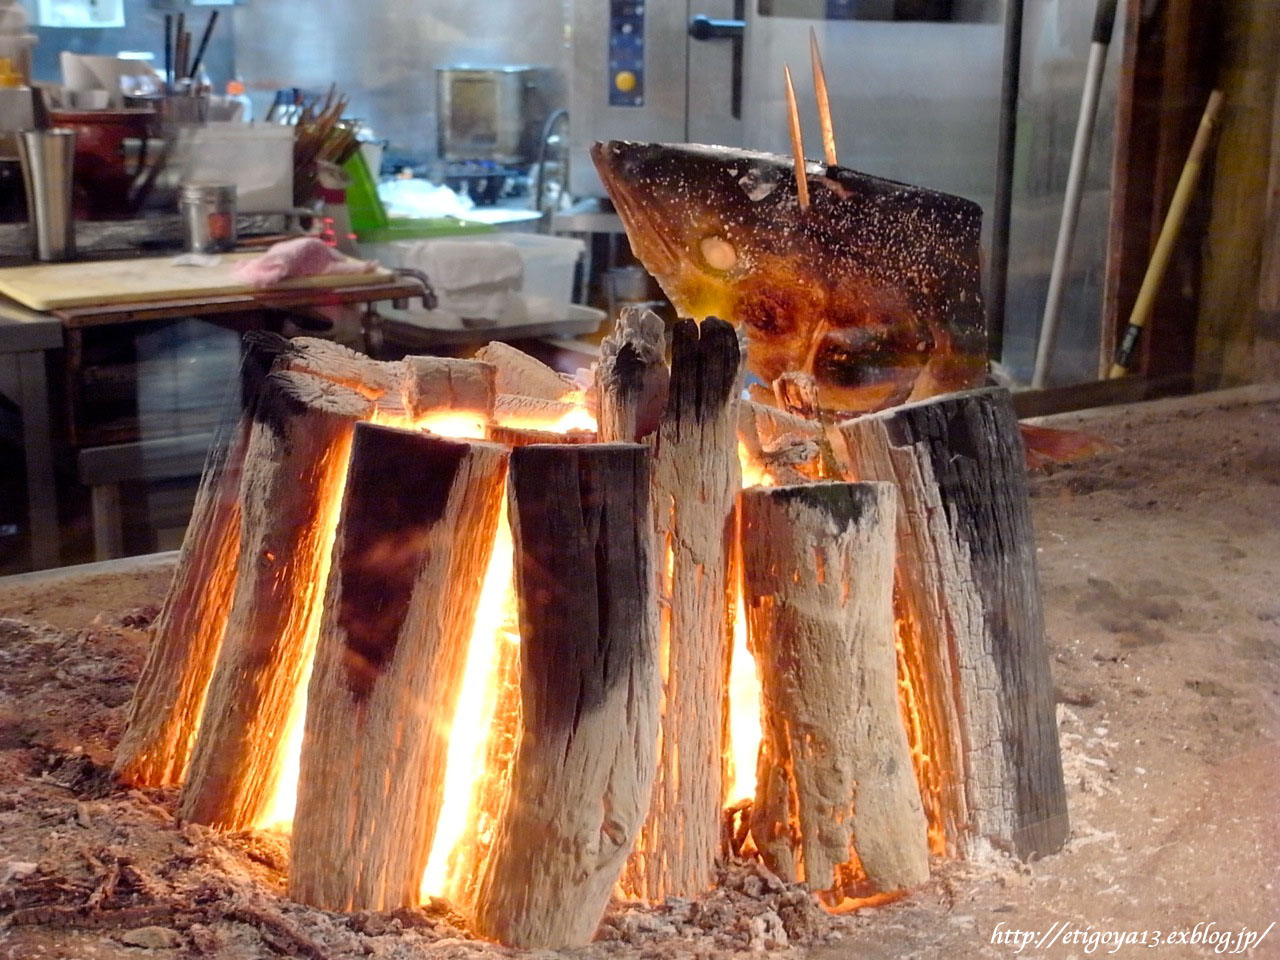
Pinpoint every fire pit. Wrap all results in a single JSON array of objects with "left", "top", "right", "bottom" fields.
[{"left": 106, "top": 317, "right": 1066, "bottom": 950}]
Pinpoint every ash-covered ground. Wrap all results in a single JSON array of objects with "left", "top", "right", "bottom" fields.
[{"left": 0, "top": 386, "right": 1276, "bottom": 959}]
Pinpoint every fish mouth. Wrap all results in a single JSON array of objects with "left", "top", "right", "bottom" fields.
[{"left": 591, "top": 142, "right": 681, "bottom": 277}]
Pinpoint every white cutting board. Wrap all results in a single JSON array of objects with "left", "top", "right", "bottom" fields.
[{"left": 0, "top": 253, "right": 394, "bottom": 312}]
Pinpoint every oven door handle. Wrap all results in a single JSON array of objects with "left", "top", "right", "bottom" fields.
[{"left": 688, "top": 13, "right": 746, "bottom": 119}]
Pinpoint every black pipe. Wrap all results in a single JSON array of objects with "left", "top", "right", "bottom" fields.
[{"left": 987, "top": 0, "right": 1025, "bottom": 366}]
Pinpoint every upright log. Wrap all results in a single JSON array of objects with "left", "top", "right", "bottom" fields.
[
  {"left": 178, "top": 371, "right": 371, "bottom": 831},
  {"left": 742, "top": 483, "right": 929, "bottom": 895},
  {"left": 595, "top": 307, "right": 669, "bottom": 442},
  {"left": 289, "top": 425, "right": 508, "bottom": 912},
  {"left": 623, "top": 317, "right": 743, "bottom": 902},
  {"left": 472, "top": 443, "right": 659, "bottom": 949},
  {"left": 834, "top": 387, "right": 1069, "bottom": 860},
  {"left": 113, "top": 333, "right": 293, "bottom": 787}
]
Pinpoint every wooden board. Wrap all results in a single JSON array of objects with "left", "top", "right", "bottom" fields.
[{"left": 0, "top": 253, "right": 393, "bottom": 312}]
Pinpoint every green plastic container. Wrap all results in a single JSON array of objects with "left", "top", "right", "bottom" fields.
[{"left": 343, "top": 149, "right": 496, "bottom": 244}]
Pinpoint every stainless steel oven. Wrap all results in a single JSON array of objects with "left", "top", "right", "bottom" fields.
[{"left": 567, "top": 0, "right": 1002, "bottom": 204}]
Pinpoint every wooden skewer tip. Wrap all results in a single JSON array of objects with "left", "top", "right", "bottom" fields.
[{"left": 783, "top": 64, "right": 811, "bottom": 211}]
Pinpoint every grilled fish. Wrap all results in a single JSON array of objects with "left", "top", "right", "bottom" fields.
[{"left": 591, "top": 140, "right": 989, "bottom": 417}]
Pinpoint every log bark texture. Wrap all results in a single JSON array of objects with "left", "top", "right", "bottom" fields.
[
  {"left": 399, "top": 356, "right": 495, "bottom": 423},
  {"left": 289, "top": 425, "right": 508, "bottom": 912},
  {"left": 834, "top": 387, "right": 1069, "bottom": 860},
  {"left": 284, "top": 337, "right": 405, "bottom": 401},
  {"left": 472, "top": 443, "right": 659, "bottom": 949},
  {"left": 113, "top": 333, "right": 294, "bottom": 787},
  {"left": 475, "top": 341, "right": 577, "bottom": 400},
  {"left": 742, "top": 483, "right": 929, "bottom": 894},
  {"left": 178, "top": 371, "right": 372, "bottom": 830},
  {"left": 595, "top": 307, "right": 669, "bottom": 442},
  {"left": 623, "top": 317, "right": 743, "bottom": 902},
  {"left": 493, "top": 394, "right": 587, "bottom": 431}
]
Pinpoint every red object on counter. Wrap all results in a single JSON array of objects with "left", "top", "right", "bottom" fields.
[{"left": 48, "top": 109, "right": 153, "bottom": 220}]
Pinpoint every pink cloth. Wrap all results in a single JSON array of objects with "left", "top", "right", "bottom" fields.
[{"left": 232, "top": 237, "right": 377, "bottom": 289}]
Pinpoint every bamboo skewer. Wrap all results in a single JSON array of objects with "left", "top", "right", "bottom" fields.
[
  {"left": 1109, "top": 90, "right": 1225, "bottom": 378},
  {"left": 810, "top": 28, "right": 837, "bottom": 166},
  {"left": 784, "top": 65, "right": 810, "bottom": 210}
]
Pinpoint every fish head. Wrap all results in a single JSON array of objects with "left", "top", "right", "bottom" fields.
[{"left": 591, "top": 140, "right": 988, "bottom": 415}]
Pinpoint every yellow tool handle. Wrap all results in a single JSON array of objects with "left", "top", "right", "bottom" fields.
[{"left": 1110, "top": 89, "right": 1224, "bottom": 379}]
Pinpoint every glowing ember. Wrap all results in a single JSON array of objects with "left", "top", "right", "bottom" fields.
[
  {"left": 726, "top": 577, "right": 762, "bottom": 805},
  {"left": 420, "top": 496, "right": 518, "bottom": 899},
  {"left": 493, "top": 398, "right": 598, "bottom": 434},
  {"left": 894, "top": 606, "right": 947, "bottom": 856},
  {"left": 256, "top": 435, "right": 356, "bottom": 831}
]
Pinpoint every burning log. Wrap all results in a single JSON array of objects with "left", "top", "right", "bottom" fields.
[
  {"left": 475, "top": 341, "right": 577, "bottom": 401},
  {"left": 289, "top": 425, "right": 508, "bottom": 912},
  {"left": 113, "top": 333, "right": 294, "bottom": 787},
  {"left": 834, "top": 387, "right": 1069, "bottom": 860},
  {"left": 623, "top": 317, "right": 744, "bottom": 902},
  {"left": 178, "top": 370, "right": 372, "bottom": 830},
  {"left": 283, "top": 337, "right": 404, "bottom": 400},
  {"left": 487, "top": 424, "right": 595, "bottom": 446},
  {"left": 492, "top": 393, "right": 590, "bottom": 431},
  {"left": 472, "top": 443, "right": 659, "bottom": 949},
  {"left": 772, "top": 371, "right": 821, "bottom": 421},
  {"left": 741, "top": 482, "right": 929, "bottom": 895},
  {"left": 595, "top": 307, "right": 669, "bottom": 442},
  {"left": 399, "top": 356, "right": 495, "bottom": 424}
]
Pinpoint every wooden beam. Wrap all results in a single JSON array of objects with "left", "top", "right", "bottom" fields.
[
  {"left": 289, "top": 425, "right": 508, "bottom": 912},
  {"left": 178, "top": 371, "right": 371, "bottom": 831},
  {"left": 1101, "top": 0, "right": 1220, "bottom": 378},
  {"left": 472, "top": 443, "right": 659, "bottom": 949},
  {"left": 113, "top": 333, "right": 294, "bottom": 787},
  {"left": 623, "top": 317, "right": 743, "bottom": 902},
  {"left": 743, "top": 482, "right": 929, "bottom": 896},
  {"left": 834, "top": 388, "right": 1068, "bottom": 860}
]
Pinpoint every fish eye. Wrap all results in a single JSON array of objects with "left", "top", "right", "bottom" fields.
[{"left": 699, "top": 235, "right": 738, "bottom": 272}]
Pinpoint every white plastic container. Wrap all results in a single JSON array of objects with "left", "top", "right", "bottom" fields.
[
  {"left": 364, "top": 231, "right": 585, "bottom": 311},
  {"left": 494, "top": 232, "right": 585, "bottom": 306},
  {"left": 171, "top": 123, "right": 294, "bottom": 213}
]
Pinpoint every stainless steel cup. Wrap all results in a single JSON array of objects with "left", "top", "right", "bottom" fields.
[
  {"left": 17, "top": 128, "right": 77, "bottom": 262},
  {"left": 180, "top": 182, "right": 237, "bottom": 253}
]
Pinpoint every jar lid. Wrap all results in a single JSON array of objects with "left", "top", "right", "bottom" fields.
[{"left": 180, "top": 182, "right": 237, "bottom": 202}]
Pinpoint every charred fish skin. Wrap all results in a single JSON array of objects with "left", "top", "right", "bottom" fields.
[{"left": 591, "top": 140, "right": 988, "bottom": 416}]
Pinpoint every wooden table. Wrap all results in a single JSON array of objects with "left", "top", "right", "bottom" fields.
[
  {"left": 4, "top": 273, "right": 431, "bottom": 567},
  {"left": 0, "top": 301, "right": 63, "bottom": 571}
]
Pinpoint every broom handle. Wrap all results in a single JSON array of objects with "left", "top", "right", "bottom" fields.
[
  {"left": 1031, "top": 0, "right": 1120, "bottom": 389},
  {"left": 1109, "top": 89, "right": 1225, "bottom": 378}
]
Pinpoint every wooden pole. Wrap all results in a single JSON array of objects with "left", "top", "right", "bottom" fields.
[
  {"left": 623, "top": 317, "right": 743, "bottom": 902},
  {"left": 113, "top": 333, "right": 294, "bottom": 787},
  {"left": 742, "top": 482, "right": 929, "bottom": 895},
  {"left": 595, "top": 307, "right": 669, "bottom": 443},
  {"left": 472, "top": 443, "right": 659, "bottom": 949},
  {"left": 834, "top": 387, "right": 1069, "bottom": 860},
  {"left": 288, "top": 425, "right": 508, "bottom": 912},
  {"left": 178, "top": 371, "right": 371, "bottom": 831}
]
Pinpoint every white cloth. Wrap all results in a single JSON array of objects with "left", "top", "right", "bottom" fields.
[{"left": 387, "top": 239, "right": 527, "bottom": 325}]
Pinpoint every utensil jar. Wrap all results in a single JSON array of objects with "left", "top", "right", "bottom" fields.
[{"left": 180, "top": 182, "right": 237, "bottom": 253}]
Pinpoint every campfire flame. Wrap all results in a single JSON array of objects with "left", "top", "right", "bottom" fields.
[
  {"left": 246, "top": 377, "right": 925, "bottom": 919},
  {"left": 421, "top": 494, "right": 518, "bottom": 900}
]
